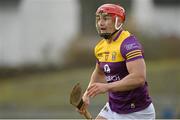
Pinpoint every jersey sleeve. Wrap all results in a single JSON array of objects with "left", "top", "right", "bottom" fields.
[
  {"left": 120, "top": 35, "right": 144, "bottom": 62},
  {"left": 96, "top": 58, "right": 100, "bottom": 64}
]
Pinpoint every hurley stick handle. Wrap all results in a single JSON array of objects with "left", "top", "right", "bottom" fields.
[
  {"left": 77, "top": 99, "right": 92, "bottom": 119},
  {"left": 70, "top": 83, "right": 92, "bottom": 119},
  {"left": 84, "top": 108, "right": 92, "bottom": 119}
]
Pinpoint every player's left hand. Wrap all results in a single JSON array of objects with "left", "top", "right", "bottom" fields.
[{"left": 87, "top": 83, "right": 109, "bottom": 98}]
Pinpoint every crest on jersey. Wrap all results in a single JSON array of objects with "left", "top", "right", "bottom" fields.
[{"left": 112, "top": 51, "right": 117, "bottom": 61}]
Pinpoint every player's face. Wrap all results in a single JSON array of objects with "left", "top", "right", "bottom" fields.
[{"left": 96, "top": 13, "right": 116, "bottom": 34}]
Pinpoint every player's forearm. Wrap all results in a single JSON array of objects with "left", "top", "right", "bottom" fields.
[
  {"left": 91, "top": 70, "right": 105, "bottom": 83},
  {"left": 84, "top": 68, "right": 105, "bottom": 96},
  {"left": 107, "top": 73, "right": 145, "bottom": 92},
  {"left": 87, "top": 70, "right": 104, "bottom": 90}
]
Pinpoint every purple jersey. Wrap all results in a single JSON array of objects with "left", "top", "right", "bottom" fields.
[{"left": 94, "top": 30, "right": 152, "bottom": 114}]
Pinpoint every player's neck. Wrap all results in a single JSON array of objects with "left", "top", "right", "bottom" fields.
[{"left": 107, "top": 29, "right": 122, "bottom": 43}]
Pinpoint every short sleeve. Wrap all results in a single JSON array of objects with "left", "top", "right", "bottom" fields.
[
  {"left": 96, "top": 59, "right": 100, "bottom": 64},
  {"left": 120, "top": 35, "right": 144, "bottom": 62}
]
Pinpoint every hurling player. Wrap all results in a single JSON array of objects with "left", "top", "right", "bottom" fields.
[{"left": 79, "top": 3, "right": 155, "bottom": 119}]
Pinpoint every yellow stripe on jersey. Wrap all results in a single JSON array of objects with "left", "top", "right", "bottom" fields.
[
  {"left": 126, "top": 49, "right": 142, "bottom": 60},
  {"left": 126, "top": 50, "right": 141, "bottom": 57},
  {"left": 126, "top": 51, "right": 142, "bottom": 58},
  {"left": 127, "top": 53, "right": 143, "bottom": 60}
]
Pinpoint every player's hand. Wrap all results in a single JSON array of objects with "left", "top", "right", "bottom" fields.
[
  {"left": 87, "top": 83, "right": 109, "bottom": 98},
  {"left": 77, "top": 92, "right": 90, "bottom": 115}
]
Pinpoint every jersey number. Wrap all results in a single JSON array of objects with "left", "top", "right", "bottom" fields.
[{"left": 104, "top": 64, "right": 111, "bottom": 73}]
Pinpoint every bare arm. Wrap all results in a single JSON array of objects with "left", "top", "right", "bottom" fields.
[
  {"left": 86, "top": 59, "right": 146, "bottom": 97},
  {"left": 79, "top": 63, "right": 105, "bottom": 114},
  {"left": 108, "top": 58, "right": 146, "bottom": 92},
  {"left": 85, "top": 63, "right": 105, "bottom": 94}
]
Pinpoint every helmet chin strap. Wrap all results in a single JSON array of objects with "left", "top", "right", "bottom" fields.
[{"left": 100, "top": 30, "right": 118, "bottom": 39}]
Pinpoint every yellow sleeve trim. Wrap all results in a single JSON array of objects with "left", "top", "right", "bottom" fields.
[
  {"left": 126, "top": 50, "right": 141, "bottom": 57},
  {"left": 126, "top": 51, "right": 142, "bottom": 58},
  {"left": 127, "top": 53, "right": 143, "bottom": 60}
]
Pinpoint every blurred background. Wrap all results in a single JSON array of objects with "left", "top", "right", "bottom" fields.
[{"left": 0, "top": 0, "right": 180, "bottom": 119}]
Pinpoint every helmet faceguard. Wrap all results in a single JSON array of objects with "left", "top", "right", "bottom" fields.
[{"left": 96, "top": 4, "right": 125, "bottom": 39}]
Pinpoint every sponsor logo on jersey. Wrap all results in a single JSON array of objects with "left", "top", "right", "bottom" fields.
[
  {"left": 105, "top": 75, "right": 120, "bottom": 82},
  {"left": 97, "top": 52, "right": 110, "bottom": 61},
  {"left": 125, "top": 43, "right": 139, "bottom": 50}
]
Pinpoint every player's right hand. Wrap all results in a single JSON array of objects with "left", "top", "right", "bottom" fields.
[{"left": 77, "top": 92, "right": 90, "bottom": 115}]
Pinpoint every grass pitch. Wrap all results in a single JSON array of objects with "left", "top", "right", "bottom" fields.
[{"left": 0, "top": 59, "right": 179, "bottom": 118}]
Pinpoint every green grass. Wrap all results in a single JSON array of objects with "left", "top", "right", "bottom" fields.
[
  {"left": 146, "top": 59, "right": 180, "bottom": 95},
  {"left": 0, "top": 60, "right": 179, "bottom": 104},
  {"left": 0, "top": 67, "right": 95, "bottom": 108},
  {"left": 0, "top": 59, "right": 179, "bottom": 118}
]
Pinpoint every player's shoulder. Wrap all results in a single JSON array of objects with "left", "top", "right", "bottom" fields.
[
  {"left": 120, "top": 30, "right": 131, "bottom": 40},
  {"left": 95, "top": 39, "right": 106, "bottom": 50},
  {"left": 114, "top": 30, "right": 131, "bottom": 44},
  {"left": 120, "top": 33, "right": 144, "bottom": 61},
  {"left": 121, "top": 34, "right": 142, "bottom": 49}
]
